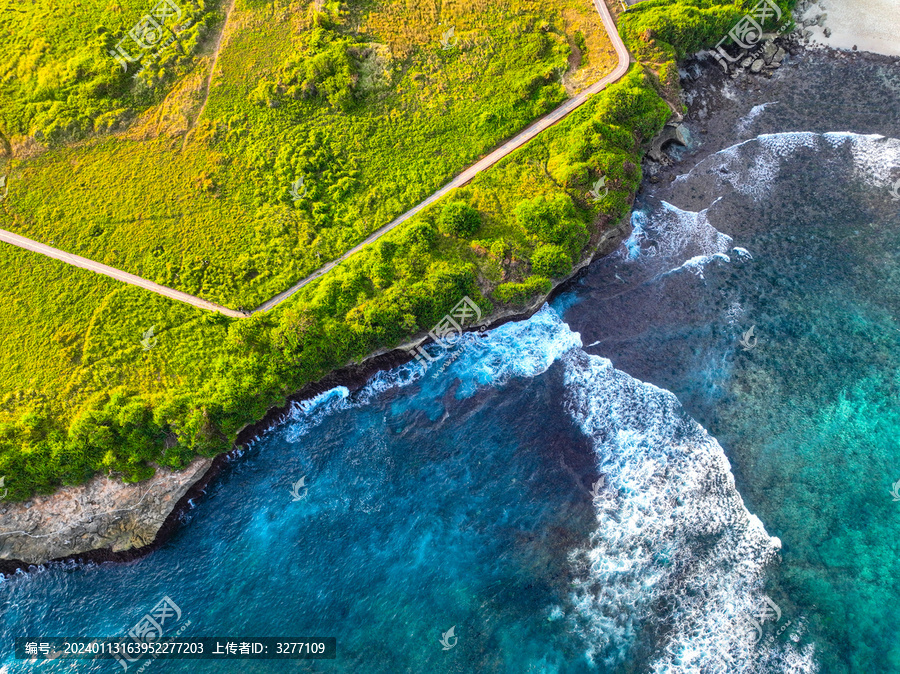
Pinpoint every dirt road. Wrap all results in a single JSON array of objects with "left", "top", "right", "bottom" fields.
[{"left": 1, "top": 0, "right": 631, "bottom": 317}]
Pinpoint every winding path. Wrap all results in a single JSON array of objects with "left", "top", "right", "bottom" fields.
[
  {"left": 0, "top": 0, "right": 631, "bottom": 318},
  {"left": 181, "top": 0, "right": 238, "bottom": 153}
]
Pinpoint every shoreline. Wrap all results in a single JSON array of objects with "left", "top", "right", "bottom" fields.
[
  {"left": 8, "top": 18, "right": 860, "bottom": 574},
  {"left": 0, "top": 214, "right": 631, "bottom": 576},
  {"left": 9, "top": 22, "right": 895, "bottom": 573}
]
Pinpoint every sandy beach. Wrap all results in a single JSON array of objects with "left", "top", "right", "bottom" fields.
[{"left": 799, "top": 0, "right": 900, "bottom": 56}]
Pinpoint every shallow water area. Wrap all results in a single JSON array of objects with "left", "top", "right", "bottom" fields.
[{"left": 558, "top": 48, "right": 900, "bottom": 673}]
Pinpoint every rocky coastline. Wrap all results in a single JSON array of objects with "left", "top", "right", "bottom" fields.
[
  {"left": 0, "top": 457, "right": 214, "bottom": 573},
  {"left": 0, "top": 207, "right": 633, "bottom": 574}
]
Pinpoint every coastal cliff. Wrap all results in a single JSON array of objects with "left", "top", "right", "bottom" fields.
[
  {"left": 0, "top": 457, "right": 212, "bottom": 568},
  {"left": 0, "top": 1, "right": 688, "bottom": 571},
  {"left": 0, "top": 213, "right": 636, "bottom": 571}
]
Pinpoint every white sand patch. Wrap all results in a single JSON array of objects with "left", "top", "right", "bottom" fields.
[{"left": 799, "top": 0, "right": 900, "bottom": 56}]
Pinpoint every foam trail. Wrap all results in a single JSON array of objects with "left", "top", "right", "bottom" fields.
[
  {"left": 560, "top": 345, "right": 818, "bottom": 672},
  {"left": 623, "top": 201, "right": 733, "bottom": 263},
  {"left": 261, "top": 303, "right": 817, "bottom": 672},
  {"left": 736, "top": 102, "right": 778, "bottom": 135},
  {"left": 685, "top": 132, "right": 900, "bottom": 200}
]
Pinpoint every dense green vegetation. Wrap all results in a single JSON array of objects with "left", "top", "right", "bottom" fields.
[
  {"left": 0, "top": 0, "right": 222, "bottom": 142},
  {"left": 0, "top": 0, "right": 798, "bottom": 500},
  {"left": 0, "top": 62, "right": 669, "bottom": 499},
  {"left": 618, "top": 0, "right": 794, "bottom": 64},
  {"left": 439, "top": 201, "right": 482, "bottom": 238},
  {"left": 531, "top": 244, "right": 572, "bottom": 278},
  {"left": 0, "top": 0, "right": 618, "bottom": 309}
]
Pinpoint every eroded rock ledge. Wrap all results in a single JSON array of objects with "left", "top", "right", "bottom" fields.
[{"left": 0, "top": 457, "right": 212, "bottom": 567}]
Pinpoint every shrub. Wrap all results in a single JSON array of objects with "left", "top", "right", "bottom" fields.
[
  {"left": 438, "top": 201, "right": 481, "bottom": 237},
  {"left": 401, "top": 219, "right": 437, "bottom": 248},
  {"left": 514, "top": 194, "right": 587, "bottom": 256},
  {"left": 494, "top": 276, "right": 552, "bottom": 304},
  {"left": 531, "top": 244, "right": 572, "bottom": 277},
  {"left": 249, "top": 78, "right": 278, "bottom": 107},
  {"left": 489, "top": 239, "right": 510, "bottom": 260},
  {"left": 281, "top": 36, "right": 359, "bottom": 110}
]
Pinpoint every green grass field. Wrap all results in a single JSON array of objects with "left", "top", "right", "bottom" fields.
[{"left": 1, "top": 0, "right": 618, "bottom": 309}]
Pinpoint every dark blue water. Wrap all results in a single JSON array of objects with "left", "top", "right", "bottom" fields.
[
  {"left": 0, "top": 293, "right": 818, "bottom": 673},
  {"left": 0, "top": 321, "right": 607, "bottom": 673}
]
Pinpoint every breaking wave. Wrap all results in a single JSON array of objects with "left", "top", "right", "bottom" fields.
[
  {"left": 561, "top": 342, "right": 816, "bottom": 672},
  {"left": 685, "top": 131, "right": 900, "bottom": 200}
]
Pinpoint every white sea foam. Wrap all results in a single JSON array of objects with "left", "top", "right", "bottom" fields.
[
  {"left": 702, "top": 132, "right": 821, "bottom": 200},
  {"left": 559, "top": 344, "right": 818, "bottom": 672},
  {"left": 297, "top": 386, "right": 350, "bottom": 413},
  {"left": 451, "top": 305, "right": 582, "bottom": 397},
  {"left": 689, "top": 132, "right": 900, "bottom": 201},
  {"left": 822, "top": 132, "right": 900, "bottom": 188},
  {"left": 281, "top": 359, "right": 434, "bottom": 443},
  {"left": 624, "top": 201, "right": 733, "bottom": 265},
  {"left": 278, "top": 385, "right": 352, "bottom": 443},
  {"left": 736, "top": 102, "right": 779, "bottom": 136},
  {"left": 351, "top": 355, "right": 430, "bottom": 404},
  {"left": 662, "top": 252, "right": 732, "bottom": 280},
  {"left": 623, "top": 209, "right": 652, "bottom": 260}
]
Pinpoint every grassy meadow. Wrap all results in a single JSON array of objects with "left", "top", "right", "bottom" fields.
[{"left": 1, "top": 0, "right": 617, "bottom": 309}]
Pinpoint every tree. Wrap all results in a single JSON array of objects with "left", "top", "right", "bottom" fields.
[
  {"left": 438, "top": 201, "right": 481, "bottom": 238},
  {"left": 514, "top": 193, "right": 587, "bottom": 257}
]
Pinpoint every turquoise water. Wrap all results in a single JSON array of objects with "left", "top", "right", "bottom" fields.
[
  {"left": 560, "top": 131, "right": 900, "bottom": 673},
  {"left": 0, "top": 303, "right": 812, "bottom": 672},
  {"left": 0, "top": 320, "right": 609, "bottom": 673}
]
